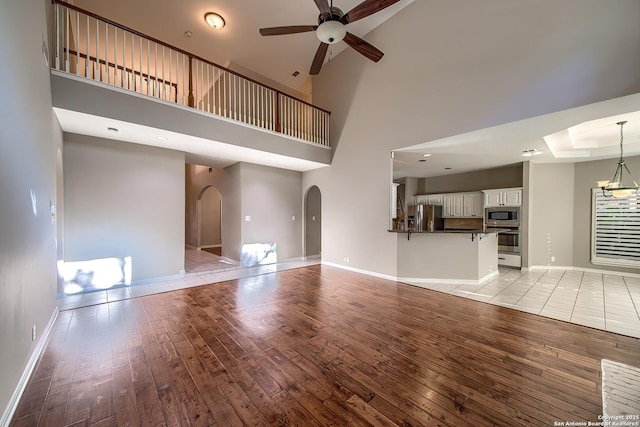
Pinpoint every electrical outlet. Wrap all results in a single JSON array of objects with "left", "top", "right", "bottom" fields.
[
  {"left": 344, "top": 257, "right": 350, "bottom": 263},
  {"left": 551, "top": 256, "right": 556, "bottom": 262},
  {"left": 31, "top": 325, "right": 36, "bottom": 342},
  {"left": 245, "top": 216, "right": 251, "bottom": 222},
  {"left": 292, "top": 216, "right": 296, "bottom": 221}
]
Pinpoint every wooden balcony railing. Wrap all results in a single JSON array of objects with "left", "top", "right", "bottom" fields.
[{"left": 52, "top": 0, "right": 331, "bottom": 147}]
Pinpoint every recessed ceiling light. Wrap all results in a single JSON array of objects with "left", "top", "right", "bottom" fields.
[
  {"left": 521, "top": 149, "right": 542, "bottom": 157},
  {"left": 204, "top": 12, "right": 225, "bottom": 29},
  {"left": 184, "top": 31, "right": 193, "bottom": 38},
  {"left": 107, "top": 127, "right": 118, "bottom": 133},
  {"left": 423, "top": 153, "right": 432, "bottom": 157},
  {"left": 156, "top": 136, "right": 168, "bottom": 141}
]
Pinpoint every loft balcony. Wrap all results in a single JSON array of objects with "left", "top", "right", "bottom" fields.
[{"left": 50, "top": 1, "right": 331, "bottom": 168}]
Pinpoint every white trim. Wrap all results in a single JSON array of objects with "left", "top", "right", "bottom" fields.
[
  {"left": 527, "top": 264, "right": 640, "bottom": 278},
  {"left": 322, "top": 261, "right": 397, "bottom": 282},
  {"left": 398, "top": 270, "right": 500, "bottom": 286},
  {"left": 1, "top": 307, "right": 59, "bottom": 427}
]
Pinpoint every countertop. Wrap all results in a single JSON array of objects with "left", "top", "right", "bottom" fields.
[{"left": 388, "top": 228, "right": 510, "bottom": 234}]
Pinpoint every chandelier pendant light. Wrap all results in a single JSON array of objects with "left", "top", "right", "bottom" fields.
[{"left": 598, "top": 121, "right": 639, "bottom": 198}]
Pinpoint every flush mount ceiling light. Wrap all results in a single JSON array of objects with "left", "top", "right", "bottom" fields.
[
  {"left": 598, "top": 121, "right": 639, "bottom": 198},
  {"left": 204, "top": 12, "right": 225, "bottom": 29}
]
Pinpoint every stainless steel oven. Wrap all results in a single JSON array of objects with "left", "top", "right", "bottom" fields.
[
  {"left": 485, "top": 207, "right": 519, "bottom": 227},
  {"left": 494, "top": 227, "right": 520, "bottom": 254},
  {"left": 486, "top": 207, "right": 520, "bottom": 254}
]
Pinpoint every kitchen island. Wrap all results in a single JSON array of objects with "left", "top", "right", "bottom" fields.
[{"left": 391, "top": 228, "right": 502, "bottom": 284}]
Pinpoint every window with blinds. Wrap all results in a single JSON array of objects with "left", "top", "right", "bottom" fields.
[{"left": 591, "top": 189, "right": 640, "bottom": 268}]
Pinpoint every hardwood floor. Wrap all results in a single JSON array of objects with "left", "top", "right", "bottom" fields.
[{"left": 11, "top": 265, "right": 640, "bottom": 426}]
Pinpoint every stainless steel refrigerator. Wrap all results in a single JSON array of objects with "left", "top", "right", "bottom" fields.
[{"left": 412, "top": 205, "right": 444, "bottom": 232}]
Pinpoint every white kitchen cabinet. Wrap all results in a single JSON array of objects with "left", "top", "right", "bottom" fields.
[
  {"left": 443, "top": 194, "right": 464, "bottom": 217},
  {"left": 483, "top": 188, "right": 522, "bottom": 207},
  {"left": 443, "top": 192, "right": 483, "bottom": 217},
  {"left": 462, "top": 192, "right": 483, "bottom": 217},
  {"left": 427, "top": 194, "right": 444, "bottom": 206},
  {"left": 413, "top": 194, "right": 444, "bottom": 206}
]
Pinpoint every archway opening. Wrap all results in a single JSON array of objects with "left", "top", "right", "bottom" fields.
[
  {"left": 305, "top": 185, "right": 322, "bottom": 257},
  {"left": 198, "top": 186, "right": 222, "bottom": 255}
]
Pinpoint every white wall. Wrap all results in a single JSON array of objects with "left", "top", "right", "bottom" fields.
[
  {"left": 64, "top": 135, "right": 185, "bottom": 282},
  {"left": 240, "top": 163, "right": 303, "bottom": 261},
  {"left": 528, "top": 163, "right": 575, "bottom": 267},
  {"left": 305, "top": 0, "right": 640, "bottom": 278},
  {"left": 0, "top": 0, "right": 60, "bottom": 421}
]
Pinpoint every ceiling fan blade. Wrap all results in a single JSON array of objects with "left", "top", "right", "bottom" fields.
[
  {"left": 314, "top": 0, "right": 331, "bottom": 15},
  {"left": 343, "top": 32, "right": 383, "bottom": 62},
  {"left": 340, "top": 0, "right": 400, "bottom": 24},
  {"left": 310, "top": 42, "right": 329, "bottom": 75},
  {"left": 259, "top": 25, "right": 318, "bottom": 36}
]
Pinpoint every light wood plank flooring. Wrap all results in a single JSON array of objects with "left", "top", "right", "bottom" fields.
[{"left": 14, "top": 265, "right": 640, "bottom": 426}]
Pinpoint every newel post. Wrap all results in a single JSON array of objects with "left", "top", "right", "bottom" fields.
[{"left": 187, "top": 56, "right": 195, "bottom": 108}]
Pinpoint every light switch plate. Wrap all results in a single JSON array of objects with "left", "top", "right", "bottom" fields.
[{"left": 245, "top": 216, "right": 251, "bottom": 221}]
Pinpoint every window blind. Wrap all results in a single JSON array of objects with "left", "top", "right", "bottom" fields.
[{"left": 591, "top": 189, "right": 640, "bottom": 268}]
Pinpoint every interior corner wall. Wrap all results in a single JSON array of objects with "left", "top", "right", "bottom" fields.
[
  {"left": 307, "top": 0, "right": 640, "bottom": 278},
  {"left": 573, "top": 155, "right": 640, "bottom": 274},
  {"left": 240, "top": 163, "right": 303, "bottom": 261},
  {"left": 0, "top": 0, "right": 60, "bottom": 421},
  {"left": 528, "top": 163, "right": 575, "bottom": 267},
  {"left": 63, "top": 135, "right": 185, "bottom": 282}
]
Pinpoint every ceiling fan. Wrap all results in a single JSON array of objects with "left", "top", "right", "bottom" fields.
[{"left": 259, "top": 0, "right": 399, "bottom": 75}]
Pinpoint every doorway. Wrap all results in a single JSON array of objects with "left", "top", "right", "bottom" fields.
[
  {"left": 305, "top": 185, "right": 321, "bottom": 257},
  {"left": 198, "top": 185, "right": 222, "bottom": 254}
]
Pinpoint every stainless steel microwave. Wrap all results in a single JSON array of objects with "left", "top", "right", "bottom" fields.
[{"left": 485, "top": 207, "right": 519, "bottom": 226}]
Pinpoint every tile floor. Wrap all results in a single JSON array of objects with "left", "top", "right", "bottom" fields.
[
  {"left": 57, "top": 248, "right": 320, "bottom": 311},
  {"left": 404, "top": 268, "right": 640, "bottom": 339},
  {"left": 58, "top": 250, "right": 640, "bottom": 339}
]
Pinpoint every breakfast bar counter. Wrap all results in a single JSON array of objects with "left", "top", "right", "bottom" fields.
[{"left": 391, "top": 228, "right": 501, "bottom": 284}]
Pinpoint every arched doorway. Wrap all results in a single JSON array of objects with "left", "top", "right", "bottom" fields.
[
  {"left": 197, "top": 186, "right": 222, "bottom": 254},
  {"left": 304, "top": 185, "right": 321, "bottom": 257}
]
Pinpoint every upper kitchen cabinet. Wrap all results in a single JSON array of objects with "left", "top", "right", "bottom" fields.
[
  {"left": 427, "top": 194, "right": 444, "bottom": 206},
  {"left": 444, "top": 192, "right": 483, "bottom": 217},
  {"left": 483, "top": 188, "right": 522, "bottom": 207},
  {"left": 462, "top": 192, "right": 483, "bottom": 217}
]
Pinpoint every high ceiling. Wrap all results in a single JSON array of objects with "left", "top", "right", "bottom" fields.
[
  {"left": 71, "top": 0, "right": 414, "bottom": 97},
  {"left": 62, "top": 0, "right": 640, "bottom": 178}
]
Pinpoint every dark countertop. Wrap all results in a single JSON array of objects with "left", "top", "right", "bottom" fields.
[{"left": 388, "top": 228, "right": 510, "bottom": 234}]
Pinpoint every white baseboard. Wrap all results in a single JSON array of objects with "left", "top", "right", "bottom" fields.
[
  {"left": 322, "top": 261, "right": 397, "bottom": 282},
  {"left": 398, "top": 269, "right": 500, "bottom": 286},
  {"left": 1, "top": 307, "right": 59, "bottom": 427},
  {"left": 526, "top": 265, "right": 640, "bottom": 278}
]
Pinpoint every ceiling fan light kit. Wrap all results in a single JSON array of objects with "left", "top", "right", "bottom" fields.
[
  {"left": 316, "top": 21, "right": 346, "bottom": 44},
  {"left": 259, "top": 0, "right": 399, "bottom": 75}
]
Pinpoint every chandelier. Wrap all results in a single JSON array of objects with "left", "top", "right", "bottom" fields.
[{"left": 598, "top": 121, "right": 639, "bottom": 198}]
